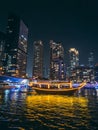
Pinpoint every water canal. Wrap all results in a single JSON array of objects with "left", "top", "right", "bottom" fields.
[{"left": 0, "top": 89, "right": 98, "bottom": 130}]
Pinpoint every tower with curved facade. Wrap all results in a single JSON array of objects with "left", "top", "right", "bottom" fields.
[{"left": 69, "top": 48, "right": 79, "bottom": 78}]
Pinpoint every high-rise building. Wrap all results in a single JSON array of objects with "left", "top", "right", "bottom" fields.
[
  {"left": 88, "top": 52, "right": 94, "bottom": 67},
  {"left": 3, "top": 14, "right": 28, "bottom": 77},
  {"left": 33, "top": 40, "right": 43, "bottom": 79},
  {"left": 71, "top": 65, "right": 94, "bottom": 83},
  {"left": 50, "top": 40, "right": 65, "bottom": 80},
  {"left": 94, "top": 64, "right": 98, "bottom": 82},
  {"left": 0, "top": 32, "right": 6, "bottom": 75},
  {"left": 69, "top": 48, "right": 79, "bottom": 76}
]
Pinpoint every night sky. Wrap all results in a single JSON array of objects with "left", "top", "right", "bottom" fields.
[{"left": 0, "top": 0, "right": 98, "bottom": 76}]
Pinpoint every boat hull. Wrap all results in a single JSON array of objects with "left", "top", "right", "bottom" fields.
[{"left": 33, "top": 87, "right": 79, "bottom": 95}]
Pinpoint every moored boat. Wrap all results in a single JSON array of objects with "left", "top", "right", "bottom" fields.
[
  {"left": 0, "top": 82, "right": 13, "bottom": 90},
  {"left": 30, "top": 81, "right": 86, "bottom": 95}
]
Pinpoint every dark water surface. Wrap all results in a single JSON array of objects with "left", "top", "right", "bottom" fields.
[{"left": 0, "top": 89, "right": 98, "bottom": 130}]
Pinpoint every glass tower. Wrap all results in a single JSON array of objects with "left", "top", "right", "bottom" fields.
[{"left": 33, "top": 40, "right": 43, "bottom": 79}]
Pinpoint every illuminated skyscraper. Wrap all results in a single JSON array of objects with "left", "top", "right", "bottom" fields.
[
  {"left": 33, "top": 40, "right": 43, "bottom": 79},
  {"left": 69, "top": 48, "right": 79, "bottom": 77},
  {"left": 50, "top": 40, "right": 65, "bottom": 80},
  {"left": 3, "top": 14, "right": 28, "bottom": 77}
]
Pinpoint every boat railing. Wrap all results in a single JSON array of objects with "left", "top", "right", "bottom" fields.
[{"left": 31, "top": 81, "right": 73, "bottom": 89}]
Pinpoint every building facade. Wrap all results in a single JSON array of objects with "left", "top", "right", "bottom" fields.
[
  {"left": 94, "top": 64, "right": 98, "bottom": 82},
  {"left": 49, "top": 40, "right": 65, "bottom": 80},
  {"left": 0, "top": 32, "right": 6, "bottom": 75},
  {"left": 71, "top": 65, "right": 94, "bottom": 83},
  {"left": 33, "top": 40, "right": 43, "bottom": 79},
  {"left": 3, "top": 14, "right": 28, "bottom": 77}
]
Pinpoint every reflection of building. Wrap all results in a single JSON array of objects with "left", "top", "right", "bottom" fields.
[
  {"left": 69, "top": 48, "right": 79, "bottom": 76},
  {"left": 33, "top": 40, "right": 43, "bottom": 79},
  {"left": 50, "top": 40, "right": 65, "bottom": 80},
  {"left": 88, "top": 52, "right": 94, "bottom": 67},
  {"left": 3, "top": 14, "right": 28, "bottom": 77},
  {"left": 71, "top": 65, "right": 94, "bottom": 83},
  {"left": 0, "top": 32, "right": 6, "bottom": 75}
]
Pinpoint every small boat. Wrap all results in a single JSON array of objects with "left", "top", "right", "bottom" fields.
[
  {"left": 0, "top": 82, "right": 11, "bottom": 90},
  {"left": 30, "top": 81, "right": 86, "bottom": 95}
]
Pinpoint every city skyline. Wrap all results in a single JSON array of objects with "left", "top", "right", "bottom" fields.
[{"left": 0, "top": 0, "right": 98, "bottom": 77}]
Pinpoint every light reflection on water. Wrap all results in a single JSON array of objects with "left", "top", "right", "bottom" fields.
[
  {"left": 0, "top": 89, "right": 98, "bottom": 130},
  {"left": 26, "top": 95, "right": 89, "bottom": 130}
]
